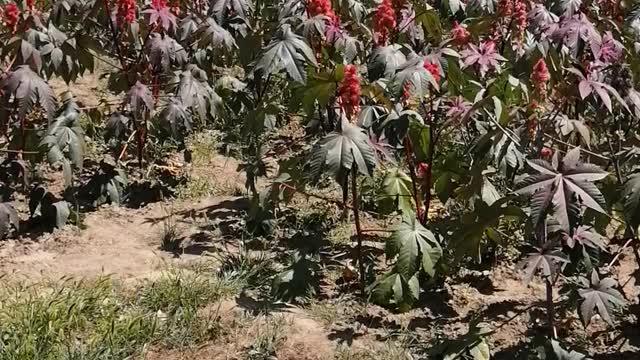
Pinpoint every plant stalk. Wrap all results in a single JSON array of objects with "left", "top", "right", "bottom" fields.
[
  {"left": 546, "top": 279, "right": 557, "bottom": 339},
  {"left": 351, "top": 166, "right": 365, "bottom": 295},
  {"left": 403, "top": 137, "right": 422, "bottom": 221}
]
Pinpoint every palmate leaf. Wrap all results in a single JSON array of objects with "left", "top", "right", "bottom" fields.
[
  {"left": 1, "top": 65, "right": 56, "bottom": 118},
  {"left": 371, "top": 272, "right": 419, "bottom": 311},
  {"left": 196, "top": 18, "right": 236, "bottom": 50},
  {"left": 157, "top": 97, "right": 192, "bottom": 139},
  {"left": 177, "top": 65, "right": 222, "bottom": 119},
  {"left": 255, "top": 24, "right": 317, "bottom": 84},
  {"left": 517, "top": 247, "right": 568, "bottom": 283},
  {"left": 0, "top": 203, "right": 19, "bottom": 239},
  {"left": 392, "top": 57, "right": 440, "bottom": 97},
  {"left": 40, "top": 94, "right": 85, "bottom": 187},
  {"left": 308, "top": 119, "right": 376, "bottom": 183},
  {"left": 387, "top": 218, "right": 442, "bottom": 278},
  {"left": 622, "top": 173, "right": 640, "bottom": 230},
  {"left": 381, "top": 167, "right": 415, "bottom": 216},
  {"left": 516, "top": 148, "right": 608, "bottom": 232},
  {"left": 578, "top": 271, "right": 626, "bottom": 326},
  {"left": 145, "top": 34, "right": 187, "bottom": 72},
  {"left": 567, "top": 225, "right": 606, "bottom": 249},
  {"left": 127, "top": 81, "right": 154, "bottom": 116},
  {"left": 367, "top": 44, "right": 406, "bottom": 81},
  {"left": 211, "top": 0, "right": 253, "bottom": 23},
  {"left": 143, "top": 3, "right": 177, "bottom": 31}
]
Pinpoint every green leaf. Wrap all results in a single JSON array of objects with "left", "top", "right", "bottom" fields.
[
  {"left": 381, "top": 167, "right": 415, "bottom": 216},
  {"left": 388, "top": 217, "right": 442, "bottom": 278},
  {"left": 40, "top": 95, "right": 85, "bottom": 188},
  {"left": 309, "top": 119, "right": 376, "bottom": 183},
  {"left": 256, "top": 24, "right": 317, "bottom": 84}
]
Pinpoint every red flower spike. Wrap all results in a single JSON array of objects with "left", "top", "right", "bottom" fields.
[
  {"left": 452, "top": 21, "right": 470, "bottom": 45},
  {"left": 152, "top": 0, "right": 167, "bottom": 10},
  {"left": 423, "top": 61, "right": 441, "bottom": 83},
  {"left": 338, "top": 65, "right": 361, "bottom": 120},
  {"left": 514, "top": 0, "right": 528, "bottom": 32},
  {"left": 531, "top": 58, "right": 550, "bottom": 98},
  {"left": 373, "top": 0, "right": 396, "bottom": 46},
  {"left": 4, "top": 3, "right": 19, "bottom": 32},
  {"left": 117, "top": 0, "right": 136, "bottom": 25}
]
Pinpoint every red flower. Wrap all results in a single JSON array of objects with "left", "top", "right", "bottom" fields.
[
  {"left": 3, "top": 3, "right": 19, "bottom": 32},
  {"left": 117, "top": 0, "right": 136, "bottom": 24},
  {"left": 152, "top": 0, "right": 167, "bottom": 10},
  {"left": 540, "top": 147, "right": 553, "bottom": 158},
  {"left": 531, "top": 58, "right": 550, "bottom": 97},
  {"left": 27, "top": 0, "right": 34, "bottom": 11},
  {"left": 423, "top": 61, "right": 441, "bottom": 83},
  {"left": 307, "top": 0, "right": 338, "bottom": 23},
  {"left": 452, "top": 21, "right": 470, "bottom": 45},
  {"left": 373, "top": 0, "right": 396, "bottom": 46},
  {"left": 338, "top": 65, "right": 361, "bottom": 120},
  {"left": 514, "top": 0, "right": 528, "bottom": 32}
]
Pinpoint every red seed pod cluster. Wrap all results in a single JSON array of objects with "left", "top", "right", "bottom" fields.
[
  {"left": 338, "top": 65, "right": 361, "bottom": 120},
  {"left": 497, "top": 0, "right": 513, "bottom": 17},
  {"left": 117, "top": 0, "right": 136, "bottom": 24},
  {"left": 152, "top": 0, "right": 167, "bottom": 10},
  {"left": 423, "top": 61, "right": 441, "bottom": 83},
  {"left": 531, "top": 58, "right": 550, "bottom": 98},
  {"left": 514, "top": 0, "right": 528, "bottom": 32},
  {"left": 452, "top": 21, "right": 470, "bottom": 45},
  {"left": 3, "top": 3, "right": 19, "bottom": 32},
  {"left": 307, "top": 0, "right": 338, "bottom": 23},
  {"left": 373, "top": 0, "right": 396, "bottom": 46}
]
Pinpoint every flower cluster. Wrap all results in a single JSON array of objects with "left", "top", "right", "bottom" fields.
[
  {"left": 514, "top": 0, "right": 528, "bottom": 33},
  {"left": 373, "top": 0, "right": 396, "bottom": 46},
  {"left": 152, "top": 0, "right": 167, "bottom": 10},
  {"left": 338, "top": 65, "right": 361, "bottom": 120},
  {"left": 451, "top": 21, "right": 470, "bottom": 45},
  {"left": 531, "top": 58, "right": 550, "bottom": 98},
  {"left": 3, "top": 3, "right": 19, "bottom": 32},
  {"left": 307, "top": 0, "right": 338, "bottom": 23},
  {"left": 117, "top": 0, "right": 136, "bottom": 24},
  {"left": 424, "top": 61, "right": 441, "bottom": 83}
]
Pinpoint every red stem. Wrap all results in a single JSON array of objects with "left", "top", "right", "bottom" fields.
[{"left": 404, "top": 137, "right": 423, "bottom": 221}]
